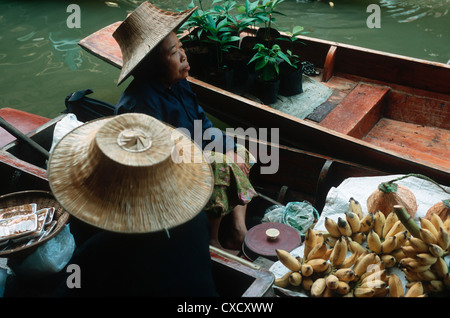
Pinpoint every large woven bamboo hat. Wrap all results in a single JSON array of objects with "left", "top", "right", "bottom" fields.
[
  {"left": 113, "top": 1, "right": 197, "bottom": 85},
  {"left": 47, "top": 113, "right": 213, "bottom": 233}
]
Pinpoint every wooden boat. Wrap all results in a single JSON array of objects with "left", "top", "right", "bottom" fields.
[
  {"left": 78, "top": 22, "right": 450, "bottom": 186},
  {"left": 0, "top": 106, "right": 389, "bottom": 296}
]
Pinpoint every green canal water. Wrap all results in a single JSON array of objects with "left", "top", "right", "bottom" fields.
[{"left": 0, "top": 0, "right": 449, "bottom": 119}]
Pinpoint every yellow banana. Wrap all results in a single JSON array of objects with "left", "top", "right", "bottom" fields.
[
  {"left": 391, "top": 248, "right": 406, "bottom": 262},
  {"left": 315, "top": 232, "right": 325, "bottom": 245},
  {"left": 402, "top": 258, "right": 432, "bottom": 272},
  {"left": 305, "top": 258, "right": 329, "bottom": 273},
  {"left": 276, "top": 249, "right": 302, "bottom": 272},
  {"left": 360, "top": 279, "right": 386, "bottom": 292},
  {"left": 340, "top": 251, "right": 360, "bottom": 269},
  {"left": 400, "top": 257, "right": 424, "bottom": 269},
  {"left": 301, "top": 263, "right": 313, "bottom": 277},
  {"left": 345, "top": 211, "right": 361, "bottom": 233},
  {"left": 348, "top": 240, "right": 368, "bottom": 254},
  {"left": 382, "top": 212, "right": 398, "bottom": 239},
  {"left": 351, "top": 232, "right": 365, "bottom": 245},
  {"left": 323, "top": 247, "right": 333, "bottom": 261},
  {"left": 302, "top": 276, "right": 314, "bottom": 291},
  {"left": 335, "top": 281, "right": 351, "bottom": 295},
  {"left": 354, "top": 287, "right": 375, "bottom": 297},
  {"left": 322, "top": 286, "right": 335, "bottom": 297},
  {"left": 431, "top": 256, "right": 448, "bottom": 278},
  {"left": 401, "top": 245, "right": 418, "bottom": 258},
  {"left": 310, "top": 277, "right": 326, "bottom": 297},
  {"left": 388, "top": 274, "right": 404, "bottom": 297},
  {"left": 330, "top": 237, "right": 348, "bottom": 267},
  {"left": 303, "top": 228, "right": 318, "bottom": 259},
  {"left": 334, "top": 268, "right": 356, "bottom": 282},
  {"left": 373, "top": 210, "right": 385, "bottom": 238},
  {"left": 380, "top": 254, "right": 396, "bottom": 267},
  {"left": 324, "top": 217, "right": 341, "bottom": 238},
  {"left": 417, "top": 269, "right": 438, "bottom": 281},
  {"left": 428, "top": 243, "right": 445, "bottom": 258},
  {"left": 360, "top": 268, "right": 387, "bottom": 285},
  {"left": 395, "top": 230, "right": 409, "bottom": 247},
  {"left": 381, "top": 235, "right": 397, "bottom": 254},
  {"left": 437, "top": 226, "right": 450, "bottom": 251},
  {"left": 384, "top": 220, "right": 406, "bottom": 239},
  {"left": 415, "top": 253, "right": 437, "bottom": 265},
  {"left": 349, "top": 197, "right": 363, "bottom": 220},
  {"left": 409, "top": 237, "right": 429, "bottom": 252},
  {"left": 326, "top": 235, "right": 338, "bottom": 247},
  {"left": 442, "top": 216, "right": 450, "bottom": 234},
  {"left": 405, "top": 282, "right": 423, "bottom": 297},
  {"left": 354, "top": 253, "right": 377, "bottom": 278},
  {"left": 428, "top": 280, "right": 444, "bottom": 293},
  {"left": 367, "top": 230, "right": 382, "bottom": 254},
  {"left": 288, "top": 272, "right": 303, "bottom": 287},
  {"left": 325, "top": 274, "right": 339, "bottom": 290},
  {"left": 420, "top": 217, "right": 439, "bottom": 239},
  {"left": 306, "top": 241, "right": 328, "bottom": 261},
  {"left": 373, "top": 287, "right": 389, "bottom": 297},
  {"left": 444, "top": 273, "right": 450, "bottom": 287},
  {"left": 430, "top": 213, "right": 445, "bottom": 232},
  {"left": 274, "top": 271, "right": 293, "bottom": 288},
  {"left": 359, "top": 213, "right": 375, "bottom": 233},
  {"left": 403, "top": 268, "right": 421, "bottom": 282},
  {"left": 419, "top": 228, "right": 437, "bottom": 245}
]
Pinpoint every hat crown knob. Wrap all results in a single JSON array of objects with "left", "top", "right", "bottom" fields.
[{"left": 117, "top": 128, "right": 152, "bottom": 152}]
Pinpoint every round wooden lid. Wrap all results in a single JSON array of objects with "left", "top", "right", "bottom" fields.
[{"left": 243, "top": 222, "right": 301, "bottom": 261}]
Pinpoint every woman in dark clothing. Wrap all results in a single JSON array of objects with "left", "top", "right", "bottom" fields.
[
  {"left": 48, "top": 2, "right": 220, "bottom": 297},
  {"left": 114, "top": 4, "right": 256, "bottom": 253}
]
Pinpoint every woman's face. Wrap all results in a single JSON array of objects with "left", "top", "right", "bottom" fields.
[{"left": 160, "top": 32, "right": 190, "bottom": 86}]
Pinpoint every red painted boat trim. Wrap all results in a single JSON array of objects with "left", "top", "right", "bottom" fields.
[{"left": 0, "top": 108, "right": 50, "bottom": 148}]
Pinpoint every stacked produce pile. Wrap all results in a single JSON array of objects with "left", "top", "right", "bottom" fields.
[{"left": 274, "top": 194, "right": 450, "bottom": 297}]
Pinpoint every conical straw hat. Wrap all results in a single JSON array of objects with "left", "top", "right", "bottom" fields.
[
  {"left": 113, "top": 1, "right": 197, "bottom": 85},
  {"left": 47, "top": 113, "right": 213, "bottom": 233}
]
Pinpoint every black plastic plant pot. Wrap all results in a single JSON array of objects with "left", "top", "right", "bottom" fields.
[
  {"left": 253, "top": 77, "right": 280, "bottom": 105},
  {"left": 279, "top": 63, "right": 303, "bottom": 97}
]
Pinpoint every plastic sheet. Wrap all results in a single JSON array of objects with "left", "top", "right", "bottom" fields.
[{"left": 10, "top": 225, "right": 75, "bottom": 278}]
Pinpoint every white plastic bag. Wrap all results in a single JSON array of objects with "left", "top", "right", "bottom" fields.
[
  {"left": 49, "top": 113, "right": 83, "bottom": 154},
  {"left": 11, "top": 225, "right": 75, "bottom": 278}
]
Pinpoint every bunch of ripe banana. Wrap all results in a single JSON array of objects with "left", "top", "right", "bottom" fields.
[
  {"left": 274, "top": 197, "right": 450, "bottom": 297},
  {"left": 397, "top": 213, "right": 450, "bottom": 295}
]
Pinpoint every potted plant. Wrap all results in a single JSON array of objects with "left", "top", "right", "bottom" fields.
[
  {"left": 254, "top": 0, "right": 286, "bottom": 44},
  {"left": 179, "top": 0, "right": 218, "bottom": 80},
  {"left": 277, "top": 26, "right": 308, "bottom": 96},
  {"left": 203, "top": 14, "right": 241, "bottom": 90},
  {"left": 248, "top": 43, "right": 292, "bottom": 104}
]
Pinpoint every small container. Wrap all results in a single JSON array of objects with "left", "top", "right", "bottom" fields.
[
  {"left": 243, "top": 222, "right": 301, "bottom": 261},
  {"left": 265, "top": 228, "right": 280, "bottom": 241}
]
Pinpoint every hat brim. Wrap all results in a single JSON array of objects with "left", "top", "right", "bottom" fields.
[
  {"left": 47, "top": 115, "right": 213, "bottom": 234},
  {"left": 113, "top": 2, "right": 197, "bottom": 85}
]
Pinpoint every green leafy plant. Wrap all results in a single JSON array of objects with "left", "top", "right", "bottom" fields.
[
  {"left": 180, "top": 0, "right": 218, "bottom": 41},
  {"left": 236, "top": 0, "right": 263, "bottom": 32},
  {"left": 204, "top": 15, "right": 241, "bottom": 70},
  {"left": 248, "top": 43, "right": 292, "bottom": 81},
  {"left": 256, "top": 0, "right": 286, "bottom": 30},
  {"left": 277, "top": 25, "right": 308, "bottom": 67}
]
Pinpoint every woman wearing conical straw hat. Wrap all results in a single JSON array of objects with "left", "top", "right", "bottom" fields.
[
  {"left": 46, "top": 3, "right": 224, "bottom": 297},
  {"left": 114, "top": 2, "right": 257, "bottom": 253},
  {"left": 48, "top": 114, "right": 218, "bottom": 296}
]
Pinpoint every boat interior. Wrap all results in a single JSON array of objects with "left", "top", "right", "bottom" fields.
[{"left": 238, "top": 29, "right": 450, "bottom": 176}]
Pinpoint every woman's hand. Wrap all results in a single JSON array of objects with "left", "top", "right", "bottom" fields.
[{"left": 225, "top": 149, "right": 249, "bottom": 177}]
